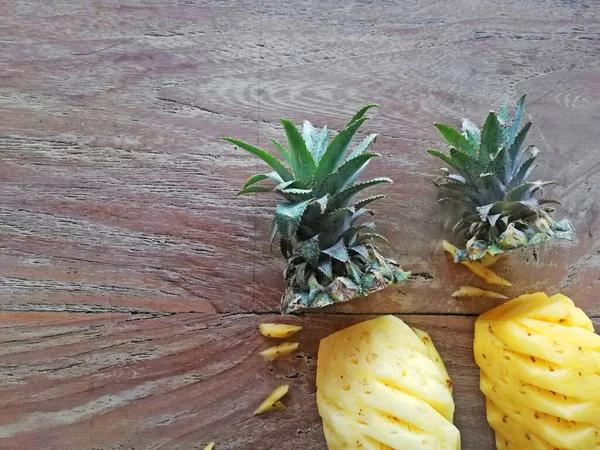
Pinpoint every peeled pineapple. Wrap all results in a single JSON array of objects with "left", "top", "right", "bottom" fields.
[
  {"left": 474, "top": 292, "right": 600, "bottom": 449},
  {"left": 316, "top": 315, "right": 460, "bottom": 450}
]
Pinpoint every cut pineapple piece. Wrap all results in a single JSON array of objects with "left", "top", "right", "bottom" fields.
[
  {"left": 254, "top": 385, "right": 289, "bottom": 415},
  {"left": 203, "top": 443, "right": 214, "bottom": 450},
  {"left": 258, "top": 323, "right": 302, "bottom": 338},
  {"left": 474, "top": 293, "right": 600, "bottom": 449},
  {"left": 255, "top": 400, "right": 286, "bottom": 415},
  {"left": 271, "top": 401, "right": 286, "bottom": 411},
  {"left": 451, "top": 286, "right": 508, "bottom": 299},
  {"left": 317, "top": 315, "right": 460, "bottom": 450},
  {"left": 259, "top": 342, "right": 299, "bottom": 361},
  {"left": 443, "top": 240, "right": 511, "bottom": 286},
  {"left": 480, "top": 252, "right": 507, "bottom": 267},
  {"left": 463, "top": 262, "right": 511, "bottom": 286}
]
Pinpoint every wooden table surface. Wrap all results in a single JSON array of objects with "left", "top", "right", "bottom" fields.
[{"left": 1, "top": 1, "right": 599, "bottom": 449}]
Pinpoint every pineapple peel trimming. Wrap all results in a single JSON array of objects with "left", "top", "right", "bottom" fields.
[
  {"left": 223, "top": 105, "right": 409, "bottom": 313},
  {"left": 429, "top": 95, "right": 574, "bottom": 262}
]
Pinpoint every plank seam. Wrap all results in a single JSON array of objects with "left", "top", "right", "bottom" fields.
[{"left": 252, "top": 0, "right": 265, "bottom": 310}]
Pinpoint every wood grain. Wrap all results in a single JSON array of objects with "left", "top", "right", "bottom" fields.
[
  {"left": 1, "top": 0, "right": 599, "bottom": 449},
  {"left": 1, "top": 0, "right": 599, "bottom": 315},
  {"left": 0, "top": 311, "right": 501, "bottom": 450}
]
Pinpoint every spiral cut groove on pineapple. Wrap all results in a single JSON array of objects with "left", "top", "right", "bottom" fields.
[
  {"left": 316, "top": 315, "right": 460, "bottom": 450},
  {"left": 474, "top": 293, "right": 600, "bottom": 449}
]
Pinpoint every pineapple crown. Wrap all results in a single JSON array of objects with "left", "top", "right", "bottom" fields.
[
  {"left": 429, "top": 95, "right": 574, "bottom": 262},
  {"left": 223, "top": 105, "right": 409, "bottom": 313}
]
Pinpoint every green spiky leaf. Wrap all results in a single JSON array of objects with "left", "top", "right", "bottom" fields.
[
  {"left": 507, "top": 122, "right": 532, "bottom": 173},
  {"left": 302, "top": 121, "right": 329, "bottom": 164},
  {"left": 354, "top": 194, "right": 387, "bottom": 209},
  {"left": 330, "top": 177, "right": 392, "bottom": 210},
  {"left": 509, "top": 147, "right": 539, "bottom": 189},
  {"left": 318, "top": 257, "right": 333, "bottom": 279},
  {"left": 428, "top": 149, "right": 458, "bottom": 172},
  {"left": 351, "top": 244, "right": 369, "bottom": 259},
  {"left": 346, "top": 104, "right": 378, "bottom": 128},
  {"left": 462, "top": 119, "right": 480, "bottom": 149},
  {"left": 361, "top": 273, "right": 377, "bottom": 290},
  {"left": 322, "top": 239, "right": 349, "bottom": 262},
  {"left": 357, "top": 221, "right": 376, "bottom": 233},
  {"left": 307, "top": 273, "right": 323, "bottom": 301},
  {"left": 504, "top": 181, "right": 555, "bottom": 202},
  {"left": 271, "top": 139, "right": 291, "bottom": 165},
  {"left": 435, "top": 123, "right": 462, "bottom": 147},
  {"left": 347, "top": 133, "right": 378, "bottom": 160},
  {"left": 394, "top": 269, "right": 411, "bottom": 282},
  {"left": 435, "top": 123, "right": 475, "bottom": 155},
  {"left": 498, "top": 103, "right": 509, "bottom": 124},
  {"left": 275, "top": 180, "right": 313, "bottom": 202},
  {"left": 346, "top": 260, "right": 363, "bottom": 284},
  {"left": 449, "top": 148, "right": 482, "bottom": 185},
  {"left": 479, "top": 112, "right": 501, "bottom": 164},
  {"left": 299, "top": 235, "right": 320, "bottom": 267},
  {"left": 222, "top": 138, "right": 293, "bottom": 182},
  {"left": 506, "top": 94, "right": 527, "bottom": 148},
  {"left": 314, "top": 116, "right": 368, "bottom": 184},
  {"left": 275, "top": 200, "right": 311, "bottom": 237},
  {"left": 479, "top": 172, "right": 506, "bottom": 201},
  {"left": 377, "top": 257, "right": 394, "bottom": 280},
  {"left": 281, "top": 119, "right": 316, "bottom": 183},
  {"left": 323, "top": 208, "right": 353, "bottom": 234},
  {"left": 240, "top": 171, "right": 284, "bottom": 193},
  {"left": 350, "top": 208, "right": 373, "bottom": 225},
  {"left": 238, "top": 185, "right": 272, "bottom": 194},
  {"left": 317, "top": 153, "right": 379, "bottom": 196},
  {"left": 360, "top": 232, "right": 390, "bottom": 245}
]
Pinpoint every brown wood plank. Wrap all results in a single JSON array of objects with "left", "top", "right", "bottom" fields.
[
  {"left": 0, "top": 311, "right": 513, "bottom": 450},
  {"left": 3, "top": 311, "right": 598, "bottom": 449},
  {"left": 2, "top": 2, "right": 600, "bottom": 448},
  {"left": 1, "top": 0, "right": 599, "bottom": 315}
]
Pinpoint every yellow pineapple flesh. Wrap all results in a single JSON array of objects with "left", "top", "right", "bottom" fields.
[
  {"left": 451, "top": 286, "right": 508, "bottom": 299},
  {"left": 259, "top": 342, "right": 299, "bottom": 361},
  {"left": 474, "top": 292, "right": 600, "bottom": 449},
  {"left": 316, "top": 315, "right": 460, "bottom": 449},
  {"left": 254, "top": 385, "right": 289, "bottom": 415},
  {"left": 258, "top": 323, "right": 302, "bottom": 338},
  {"left": 480, "top": 253, "right": 507, "bottom": 267}
]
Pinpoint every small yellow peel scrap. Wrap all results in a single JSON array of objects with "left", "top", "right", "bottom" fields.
[
  {"left": 203, "top": 443, "right": 215, "bottom": 450},
  {"left": 442, "top": 240, "right": 511, "bottom": 286},
  {"left": 254, "top": 385, "right": 289, "bottom": 415},
  {"left": 451, "top": 286, "right": 508, "bottom": 299},
  {"left": 271, "top": 401, "right": 286, "bottom": 411},
  {"left": 259, "top": 342, "right": 299, "bottom": 361},
  {"left": 258, "top": 323, "right": 302, "bottom": 338},
  {"left": 479, "top": 252, "right": 507, "bottom": 267}
]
